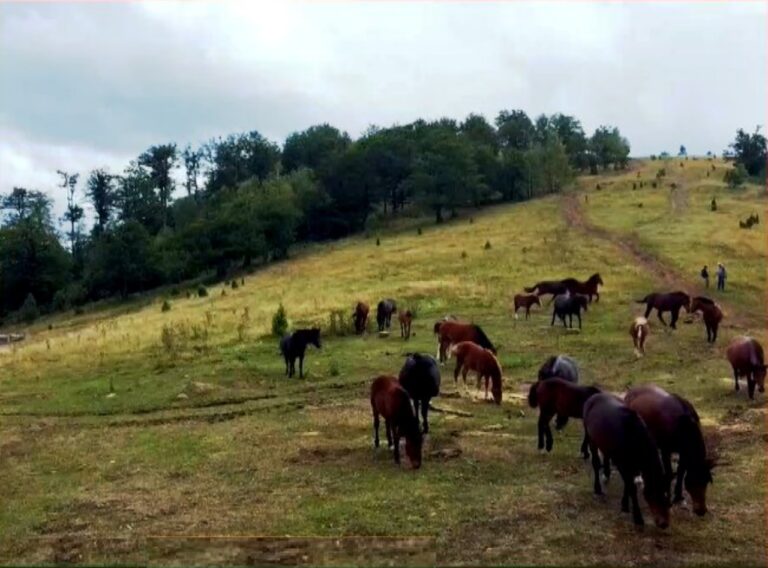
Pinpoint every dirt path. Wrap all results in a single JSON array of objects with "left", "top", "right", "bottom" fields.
[{"left": 561, "top": 192, "right": 759, "bottom": 329}]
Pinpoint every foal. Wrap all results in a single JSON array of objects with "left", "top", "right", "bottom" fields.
[
  {"left": 513, "top": 294, "right": 541, "bottom": 320},
  {"left": 690, "top": 296, "right": 723, "bottom": 343},
  {"left": 630, "top": 317, "right": 649, "bottom": 356},
  {"left": 370, "top": 375, "right": 423, "bottom": 468},
  {"left": 451, "top": 341, "right": 503, "bottom": 404},
  {"left": 398, "top": 309, "right": 413, "bottom": 339}
]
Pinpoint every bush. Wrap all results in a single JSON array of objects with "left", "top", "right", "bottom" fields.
[
  {"left": 417, "top": 227, "right": 422, "bottom": 235},
  {"left": 272, "top": 303, "right": 289, "bottom": 337},
  {"left": 650, "top": 155, "right": 657, "bottom": 160},
  {"left": 197, "top": 285, "right": 208, "bottom": 298},
  {"left": 329, "top": 359, "right": 341, "bottom": 377},
  {"left": 724, "top": 164, "right": 748, "bottom": 188},
  {"left": 376, "top": 237, "right": 381, "bottom": 246},
  {"left": 231, "top": 280, "right": 239, "bottom": 289},
  {"left": 18, "top": 293, "right": 39, "bottom": 324},
  {"left": 484, "top": 240, "right": 492, "bottom": 250},
  {"left": 461, "top": 250, "right": 468, "bottom": 259},
  {"left": 161, "top": 300, "right": 171, "bottom": 312}
]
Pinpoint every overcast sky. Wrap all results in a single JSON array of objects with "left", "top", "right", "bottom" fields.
[{"left": 1, "top": 1, "right": 765, "bottom": 220}]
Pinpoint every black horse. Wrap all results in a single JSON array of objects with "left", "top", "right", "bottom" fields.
[
  {"left": 377, "top": 299, "right": 397, "bottom": 332},
  {"left": 551, "top": 294, "right": 589, "bottom": 329},
  {"left": 537, "top": 354, "right": 580, "bottom": 383},
  {"left": 399, "top": 353, "right": 441, "bottom": 433},
  {"left": 636, "top": 291, "right": 690, "bottom": 329},
  {"left": 279, "top": 328, "right": 321, "bottom": 378}
]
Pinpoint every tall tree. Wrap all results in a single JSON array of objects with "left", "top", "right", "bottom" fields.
[
  {"left": 730, "top": 127, "right": 766, "bottom": 177},
  {"left": 282, "top": 124, "right": 351, "bottom": 175},
  {"left": 182, "top": 144, "right": 202, "bottom": 198},
  {"left": 138, "top": 143, "right": 177, "bottom": 227},
  {"left": 116, "top": 161, "right": 163, "bottom": 233},
  {"left": 57, "top": 170, "right": 83, "bottom": 255},
  {"left": 205, "top": 131, "right": 280, "bottom": 193},
  {"left": 590, "top": 126, "right": 630, "bottom": 170},
  {"left": 495, "top": 110, "right": 535, "bottom": 150},
  {"left": 86, "top": 169, "right": 115, "bottom": 236},
  {"left": 1, "top": 187, "right": 52, "bottom": 226}
]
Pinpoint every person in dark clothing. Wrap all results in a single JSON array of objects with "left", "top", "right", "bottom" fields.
[
  {"left": 700, "top": 265, "right": 709, "bottom": 288},
  {"left": 716, "top": 263, "right": 727, "bottom": 291}
]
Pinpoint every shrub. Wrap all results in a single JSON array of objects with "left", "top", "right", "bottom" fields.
[
  {"left": 197, "top": 285, "right": 208, "bottom": 298},
  {"left": 18, "top": 293, "right": 39, "bottom": 324},
  {"left": 231, "top": 280, "right": 239, "bottom": 289},
  {"left": 417, "top": 227, "right": 422, "bottom": 236},
  {"left": 329, "top": 359, "right": 341, "bottom": 377},
  {"left": 650, "top": 155, "right": 657, "bottom": 160},
  {"left": 272, "top": 303, "right": 289, "bottom": 337},
  {"left": 484, "top": 240, "right": 492, "bottom": 250},
  {"left": 724, "top": 164, "right": 747, "bottom": 188},
  {"left": 161, "top": 300, "right": 171, "bottom": 312},
  {"left": 652, "top": 182, "right": 657, "bottom": 188},
  {"left": 461, "top": 250, "right": 468, "bottom": 259},
  {"left": 632, "top": 183, "right": 637, "bottom": 190},
  {"left": 376, "top": 237, "right": 381, "bottom": 246},
  {"left": 711, "top": 198, "right": 717, "bottom": 211}
]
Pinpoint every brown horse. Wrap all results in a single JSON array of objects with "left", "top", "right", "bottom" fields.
[
  {"left": 370, "top": 375, "right": 423, "bottom": 468},
  {"left": 624, "top": 385, "right": 714, "bottom": 516},
  {"left": 725, "top": 336, "right": 766, "bottom": 400},
  {"left": 524, "top": 273, "right": 604, "bottom": 303},
  {"left": 434, "top": 320, "right": 496, "bottom": 363},
  {"left": 690, "top": 296, "right": 723, "bottom": 343},
  {"left": 630, "top": 316, "right": 649, "bottom": 355},
  {"left": 398, "top": 309, "right": 413, "bottom": 340},
  {"left": 513, "top": 294, "right": 541, "bottom": 320},
  {"left": 353, "top": 301, "right": 369, "bottom": 335},
  {"left": 583, "top": 393, "right": 671, "bottom": 528},
  {"left": 450, "top": 341, "right": 502, "bottom": 404},
  {"left": 636, "top": 291, "right": 690, "bottom": 329},
  {"left": 528, "top": 378, "right": 601, "bottom": 455}
]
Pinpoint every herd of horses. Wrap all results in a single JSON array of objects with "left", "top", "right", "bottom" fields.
[{"left": 278, "top": 272, "right": 766, "bottom": 529}]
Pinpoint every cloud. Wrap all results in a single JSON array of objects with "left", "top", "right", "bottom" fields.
[{"left": 0, "top": 1, "right": 764, "bottom": 218}]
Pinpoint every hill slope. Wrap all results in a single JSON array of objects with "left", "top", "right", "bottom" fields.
[{"left": 0, "top": 159, "right": 765, "bottom": 565}]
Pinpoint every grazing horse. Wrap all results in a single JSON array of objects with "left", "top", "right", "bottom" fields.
[
  {"left": 725, "top": 336, "right": 766, "bottom": 400},
  {"left": 690, "top": 296, "right": 723, "bottom": 343},
  {"left": 630, "top": 317, "right": 649, "bottom": 355},
  {"left": 537, "top": 355, "right": 580, "bottom": 383},
  {"left": 551, "top": 293, "right": 589, "bottom": 329},
  {"left": 279, "top": 328, "right": 321, "bottom": 378},
  {"left": 524, "top": 273, "right": 604, "bottom": 303},
  {"left": 636, "top": 291, "right": 690, "bottom": 329},
  {"left": 450, "top": 341, "right": 503, "bottom": 404},
  {"left": 434, "top": 320, "right": 496, "bottom": 363},
  {"left": 528, "top": 378, "right": 601, "bottom": 455},
  {"left": 399, "top": 353, "right": 441, "bottom": 433},
  {"left": 376, "top": 299, "right": 397, "bottom": 332},
  {"left": 583, "top": 393, "right": 671, "bottom": 528},
  {"left": 352, "top": 301, "right": 369, "bottom": 335},
  {"left": 370, "top": 375, "right": 423, "bottom": 468},
  {"left": 398, "top": 309, "right": 413, "bottom": 339},
  {"left": 625, "top": 385, "right": 713, "bottom": 515},
  {"left": 513, "top": 294, "right": 541, "bottom": 320}
]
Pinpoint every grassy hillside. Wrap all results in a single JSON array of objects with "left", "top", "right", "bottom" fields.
[{"left": 0, "top": 159, "right": 765, "bottom": 565}]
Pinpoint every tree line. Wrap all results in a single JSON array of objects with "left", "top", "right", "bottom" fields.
[{"left": 1, "top": 109, "right": 634, "bottom": 321}]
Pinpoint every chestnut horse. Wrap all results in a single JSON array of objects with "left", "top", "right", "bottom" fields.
[
  {"left": 398, "top": 309, "right": 413, "bottom": 339},
  {"left": 528, "top": 378, "right": 601, "bottom": 455},
  {"left": 630, "top": 316, "right": 649, "bottom": 355},
  {"left": 524, "top": 273, "right": 604, "bottom": 303},
  {"left": 513, "top": 294, "right": 541, "bottom": 320},
  {"left": 636, "top": 291, "right": 690, "bottom": 329},
  {"left": 370, "top": 375, "right": 423, "bottom": 468},
  {"left": 725, "top": 336, "right": 766, "bottom": 399},
  {"left": 450, "top": 341, "right": 502, "bottom": 404},
  {"left": 690, "top": 296, "right": 723, "bottom": 343},
  {"left": 583, "top": 393, "right": 671, "bottom": 528},
  {"left": 399, "top": 353, "right": 441, "bottom": 433},
  {"left": 625, "top": 385, "right": 713, "bottom": 515},
  {"left": 353, "top": 301, "right": 369, "bottom": 335},
  {"left": 434, "top": 320, "right": 496, "bottom": 363}
]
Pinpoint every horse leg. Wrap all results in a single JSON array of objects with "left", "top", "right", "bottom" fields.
[
  {"left": 373, "top": 411, "right": 380, "bottom": 448},
  {"left": 747, "top": 375, "right": 756, "bottom": 400},
  {"left": 657, "top": 310, "right": 667, "bottom": 326},
  {"left": 591, "top": 446, "right": 603, "bottom": 495},
  {"left": 385, "top": 419, "right": 393, "bottom": 448},
  {"left": 580, "top": 432, "right": 590, "bottom": 459},
  {"left": 412, "top": 399, "right": 420, "bottom": 432},
  {"left": 670, "top": 308, "right": 680, "bottom": 329},
  {"left": 577, "top": 312, "right": 582, "bottom": 330},
  {"left": 595, "top": 291, "right": 600, "bottom": 303},
  {"left": 289, "top": 357, "right": 295, "bottom": 378},
  {"left": 602, "top": 455, "right": 611, "bottom": 482},
  {"left": 712, "top": 322, "right": 718, "bottom": 343},
  {"left": 621, "top": 478, "right": 630, "bottom": 513},
  {"left": 561, "top": 314, "right": 567, "bottom": 328},
  {"left": 421, "top": 399, "right": 429, "bottom": 434},
  {"left": 662, "top": 451, "right": 677, "bottom": 500},
  {"left": 453, "top": 357, "right": 462, "bottom": 387},
  {"left": 644, "top": 304, "right": 652, "bottom": 319},
  {"left": 674, "top": 457, "right": 685, "bottom": 504},
  {"left": 392, "top": 426, "right": 401, "bottom": 465},
  {"left": 543, "top": 413, "right": 553, "bottom": 452},
  {"left": 284, "top": 354, "right": 290, "bottom": 377},
  {"left": 299, "top": 354, "right": 305, "bottom": 379},
  {"left": 536, "top": 413, "right": 546, "bottom": 451},
  {"left": 627, "top": 476, "right": 644, "bottom": 526}
]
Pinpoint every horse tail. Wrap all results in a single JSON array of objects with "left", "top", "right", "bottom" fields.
[
  {"left": 635, "top": 295, "right": 651, "bottom": 304},
  {"left": 528, "top": 383, "right": 539, "bottom": 408},
  {"left": 472, "top": 325, "right": 496, "bottom": 353},
  {"left": 524, "top": 284, "right": 539, "bottom": 293}
]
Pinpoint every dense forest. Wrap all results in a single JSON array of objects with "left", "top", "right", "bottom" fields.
[{"left": 0, "top": 109, "right": 761, "bottom": 323}]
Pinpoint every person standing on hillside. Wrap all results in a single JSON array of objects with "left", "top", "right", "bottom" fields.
[
  {"left": 716, "top": 263, "right": 727, "bottom": 291},
  {"left": 700, "top": 265, "right": 709, "bottom": 288}
]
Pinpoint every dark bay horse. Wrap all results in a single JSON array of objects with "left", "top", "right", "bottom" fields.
[
  {"left": 630, "top": 316, "right": 649, "bottom": 355},
  {"left": 370, "top": 375, "right": 423, "bottom": 468},
  {"left": 690, "top": 296, "right": 723, "bottom": 344},
  {"left": 726, "top": 336, "right": 766, "bottom": 399},
  {"left": 399, "top": 353, "right": 441, "bottom": 433},
  {"left": 398, "top": 309, "right": 413, "bottom": 339},
  {"left": 636, "top": 291, "right": 690, "bottom": 329},
  {"left": 537, "top": 355, "right": 580, "bottom": 383},
  {"left": 524, "top": 273, "right": 604, "bottom": 303},
  {"left": 551, "top": 294, "right": 589, "bottom": 329},
  {"left": 583, "top": 393, "right": 671, "bottom": 528},
  {"left": 279, "top": 328, "right": 321, "bottom": 378},
  {"left": 528, "top": 378, "right": 601, "bottom": 455},
  {"left": 451, "top": 341, "right": 503, "bottom": 404},
  {"left": 513, "top": 294, "right": 541, "bottom": 320},
  {"left": 353, "top": 301, "right": 369, "bottom": 335},
  {"left": 434, "top": 320, "right": 496, "bottom": 363},
  {"left": 376, "top": 299, "right": 397, "bottom": 332},
  {"left": 625, "top": 385, "right": 713, "bottom": 515}
]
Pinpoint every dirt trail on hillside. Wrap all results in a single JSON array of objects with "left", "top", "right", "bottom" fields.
[{"left": 562, "top": 192, "right": 760, "bottom": 330}]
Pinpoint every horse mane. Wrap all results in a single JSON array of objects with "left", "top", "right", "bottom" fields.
[
  {"left": 472, "top": 325, "right": 496, "bottom": 353},
  {"left": 538, "top": 356, "right": 557, "bottom": 379},
  {"left": 433, "top": 321, "right": 443, "bottom": 335},
  {"left": 588, "top": 273, "right": 601, "bottom": 283},
  {"left": 693, "top": 296, "right": 716, "bottom": 306}
]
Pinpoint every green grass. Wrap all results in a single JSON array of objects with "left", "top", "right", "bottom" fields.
[{"left": 0, "top": 160, "right": 765, "bottom": 565}]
